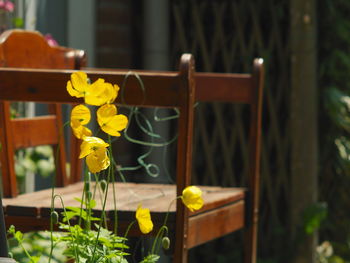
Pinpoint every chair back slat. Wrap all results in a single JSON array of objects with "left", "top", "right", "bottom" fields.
[
  {"left": 195, "top": 73, "right": 253, "bottom": 103},
  {"left": 11, "top": 116, "right": 59, "bottom": 148},
  {"left": 0, "top": 68, "right": 181, "bottom": 107}
]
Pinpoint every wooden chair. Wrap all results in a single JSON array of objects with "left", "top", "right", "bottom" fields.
[
  {"left": 0, "top": 29, "right": 86, "bottom": 199},
  {"left": 0, "top": 53, "right": 264, "bottom": 263}
]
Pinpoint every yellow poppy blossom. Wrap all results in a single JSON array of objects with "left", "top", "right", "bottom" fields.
[
  {"left": 71, "top": 104, "right": 91, "bottom": 125},
  {"left": 66, "top": 72, "right": 113, "bottom": 106},
  {"left": 84, "top": 79, "right": 112, "bottom": 106},
  {"left": 70, "top": 105, "right": 92, "bottom": 139},
  {"left": 79, "top": 136, "right": 110, "bottom": 173},
  {"left": 181, "top": 186, "right": 204, "bottom": 212},
  {"left": 70, "top": 119, "right": 92, "bottom": 139},
  {"left": 136, "top": 204, "right": 153, "bottom": 234},
  {"left": 66, "top": 71, "right": 89, "bottom": 98},
  {"left": 97, "top": 104, "right": 128, "bottom": 136}
]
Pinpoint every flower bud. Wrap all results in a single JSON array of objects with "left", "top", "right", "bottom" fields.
[
  {"left": 51, "top": 211, "right": 59, "bottom": 224},
  {"left": 100, "top": 179, "right": 107, "bottom": 192},
  {"left": 162, "top": 236, "right": 170, "bottom": 250}
]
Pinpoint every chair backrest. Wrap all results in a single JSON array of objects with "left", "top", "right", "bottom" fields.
[
  {"left": 0, "top": 55, "right": 195, "bottom": 253},
  {"left": 0, "top": 29, "right": 86, "bottom": 197}
]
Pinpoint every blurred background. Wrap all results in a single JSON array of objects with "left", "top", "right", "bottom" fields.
[{"left": 4, "top": 0, "right": 350, "bottom": 262}]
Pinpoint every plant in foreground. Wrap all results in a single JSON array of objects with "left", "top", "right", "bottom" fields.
[{"left": 8, "top": 71, "right": 204, "bottom": 263}]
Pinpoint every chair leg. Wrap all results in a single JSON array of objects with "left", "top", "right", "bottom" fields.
[
  {"left": 173, "top": 247, "right": 188, "bottom": 263},
  {"left": 244, "top": 224, "right": 258, "bottom": 263},
  {"left": 0, "top": 196, "right": 8, "bottom": 257}
]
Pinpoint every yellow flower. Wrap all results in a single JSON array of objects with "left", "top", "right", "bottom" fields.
[
  {"left": 79, "top": 136, "right": 110, "bottom": 173},
  {"left": 71, "top": 104, "right": 91, "bottom": 125},
  {"left": 136, "top": 204, "right": 153, "bottom": 234},
  {"left": 71, "top": 119, "right": 92, "bottom": 139},
  {"left": 66, "top": 71, "right": 89, "bottom": 98},
  {"left": 181, "top": 186, "right": 204, "bottom": 212},
  {"left": 97, "top": 104, "right": 128, "bottom": 136},
  {"left": 102, "top": 82, "right": 119, "bottom": 104},
  {"left": 84, "top": 79, "right": 112, "bottom": 106},
  {"left": 70, "top": 105, "right": 92, "bottom": 139},
  {"left": 67, "top": 72, "right": 117, "bottom": 106}
]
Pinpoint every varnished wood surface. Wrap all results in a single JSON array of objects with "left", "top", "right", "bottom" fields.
[
  {"left": 3, "top": 182, "right": 245, "bottom": 240},
  {"left": 0, "top": 68, "right": 181, "bottom": 107},
  {"left": 11, "top": 116, "right": 59, "bottom": 148},
  {"left": 195, "top": 72, "right": 253, "bottom": 103},
  {"left": 3, "top": 182, "right": 244, "bottom": 214},
  {"left": 0, "top": 29, "right": 86, "bottom": 197},
  {"left": 0, "top": 69, "right": 256, "bottom": 107},
  {"left": 188, "top": 200, "right": 245, "bottom": 248}
]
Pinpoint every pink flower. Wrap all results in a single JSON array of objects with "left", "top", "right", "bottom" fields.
[
  {"left": 4, "top": 1, "right": 14, "bottom": 12},
  {"left": 44, "top": 34, "right": 58, "bottom": 47},
  {"left": 0, "top": 1, "right": 14, "bottom": 12}
]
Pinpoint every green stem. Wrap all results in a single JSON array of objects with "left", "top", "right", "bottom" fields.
[
  {"left": 18, "top": 240, "right": 33, "bottom": 262},
  {"left": 53, "top": 194, "right": 80, "bottom": 263},
  {"left": 91, "top": 146, "right": 113, "bottom": 262},
  {"left": 108, "top": 135, "right": 118, "bottom": 234},
  {"left": 84, "top": 173, "right": 91, "bottom": 231},
  {"left": 150, "top": 196, "right": 181, "bottom": 255},
  {"left": 49, "top": 121, "right": 69, "bottom": 263},
  {"left": 122, "top": 220, "right": 136, "bottom": 253},
  {"left": 94, "top": 173, "right": 108, "bottom": 228},
  {"left": 151, "top": 226, "right": 168, "bottom": 255}
]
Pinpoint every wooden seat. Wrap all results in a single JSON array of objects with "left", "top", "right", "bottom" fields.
[
  {"left": 0, "top": 52, "right": 263, "bottom": 262},
  {"left": 0, "top": 29, "right": 86, "bottom": 199}
]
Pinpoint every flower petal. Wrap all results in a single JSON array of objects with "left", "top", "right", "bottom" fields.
[
  {"left": 71, "top": 71, "right": 89, "bottom": 91},
  {"left": 103, "top": 83, "right": 119, "bottom": 104},
  {"left": 70, "top": 119, "right": 92, "bottom": 139},
  {"left": 101, "top": 114, "right": 128, "bottom": 137},
  {"left": 85, "top": 79, "right": 109, "bottom": 106},
  {"left": 67, "top": 80, "right": 83, "bottom": 98},
  {"left": 67, "top": 72, "right": 90, "bottom": 98},
  {"left": 86, "top": 149, "right": 110, "bottom": 173},
  {"left": 71, "top": 104, "right": 91, "bottom": 125},
  {"left": 97, "top": 104, "right": 117, "bottom": 127},
  {"left": 136, "top": 205, "right": 153, "bottom": 234},
  {"left": 79, "top": 136, "right": 109, "bottom": 159},
  {"left": 181, "top": 186, "right": 204, "bottom": 212}
]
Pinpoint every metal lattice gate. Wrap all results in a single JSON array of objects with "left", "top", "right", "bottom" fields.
[{"left": 170, "top": 0, "right": 291, "bottom": 260}]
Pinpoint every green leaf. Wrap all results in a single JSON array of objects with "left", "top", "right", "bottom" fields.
[
  {"left": 329, "top": 255, "right": 345, "bottom": 263},
  {"left": 14, "top": 231, "right": 23, "bottom": 241},
  {"left": 303, "top": 202, "right": 328, "bottom": 234},
  {"left": 140, "top": 254, "right": 160, "bottom": 263},
  {"left": 30, "top": 256, "right": 40, "bottom": 263}
]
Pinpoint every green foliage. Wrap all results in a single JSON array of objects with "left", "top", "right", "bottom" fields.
[
  {"left": 58, "top": 223, "right": 128, "bottom": 263},
  {"left": 325, "top": 88, "right": 350, "bottom": 132},
  {"left": 319, "top": 0, "right": 350, "bottom": 261},
  {"left": 303, "top": 203, "right": 328, "bottom": 235},
  {"left": 8, "top": 226, "right": 65, "bottom": 263},
  {"left": 12, "top": 17, "right": 23, "bottom": 28},
  {"left": 140, "top": 254, "right": 160, "bottom": 263},
  {"left": 15, "top": 146, "right": 55, "bottom": 179}
]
